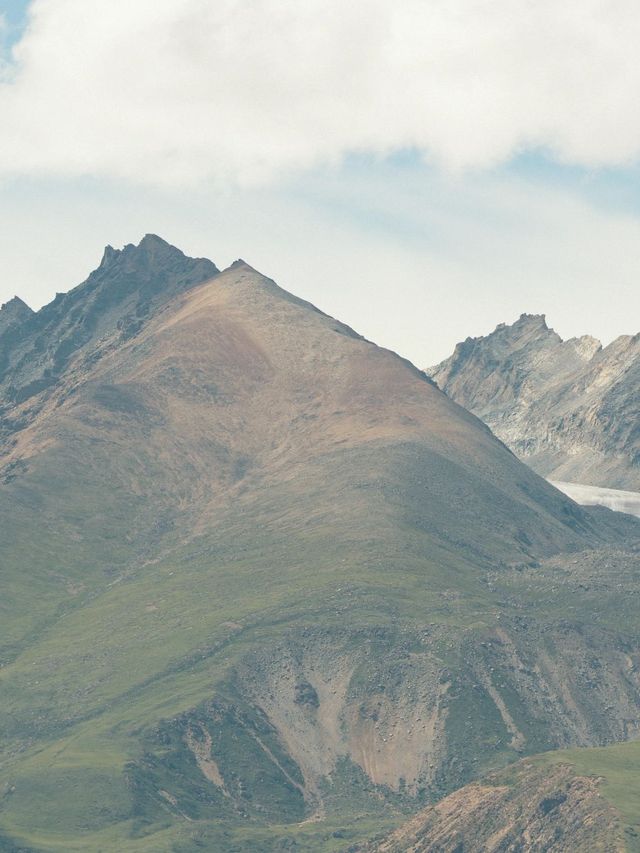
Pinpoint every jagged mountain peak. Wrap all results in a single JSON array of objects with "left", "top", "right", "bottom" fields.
[
  {"left": 0, "top": 237, "right": 220, "bottom": 417},
  {"left": 430, "top": 314, "right": 564, "bottom": 389},
  {"left": 0, "top": 295, "right": 34, "bottom": 325},
  {"left": 447, "top": 314, "right": 557, "bottom": 361},
  {"left": 514, "top": 311, "right": 548, "bottom": 328},
  {"left": 0, "top": 296, "right": 35, "bottom": 342},
  {"left": 227, "top": 257, "right": 252, "bottom": 270},
  {"left": 496, "top": 312, "right": 560, "bottom": 344},
  {"left": 139, "top": 231, "right": 172, "bottom": 249},
  {"left": 0, "top": 295, "right": 33, "bottom": 316},
  {"left": 431, "top": 312, "right": 640, "bottom": 489},
  {"left": 492, "top": 313, "right": 548, "bottom": 333},
  {"left": 95, "top": 233, "right": 217, "bottom": 278},
  {"left": 98, "top": 243, "right": 120, "bottom": 268},
  {"left": 567, "top": 333, "right": 602, "bottom": 361},
  {"left": 492, "top": 315, "right": 603, "bottom": 361}
]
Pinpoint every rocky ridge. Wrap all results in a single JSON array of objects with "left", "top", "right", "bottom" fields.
[
  {"left": 429, "top": 313, "right": 640, "bottom": 490},
  {"left": 359, "top": 760, "right": 624, "bottom": 852},
  {"left": 0, "top": 234, "right": 217, "bottom": 436}
]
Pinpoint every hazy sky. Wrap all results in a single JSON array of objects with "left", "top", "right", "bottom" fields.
[{"left": 1, "top": 1, "right": 640, "bottom": 366}]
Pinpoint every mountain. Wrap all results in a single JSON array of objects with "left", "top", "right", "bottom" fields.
[
  {"left": 0, "top": 240, "right": 639, "bottom": 852},
  {"left": 429, "top": 313, "right": 640, "bottom": 491}
]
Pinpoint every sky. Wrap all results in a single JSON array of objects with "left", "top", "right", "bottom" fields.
[{"left": 1, "top": 1, "right": 640, "bottom": 366}]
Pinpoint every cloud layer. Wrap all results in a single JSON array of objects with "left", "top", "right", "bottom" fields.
[{"left": 1, "top": 0, "right": 640, "bottom": 185}]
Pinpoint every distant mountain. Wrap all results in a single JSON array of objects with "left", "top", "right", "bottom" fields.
[
  {"left": 0, "top": 241, "right": 639, "bottom": 852},
  {"left": 429, "top": 313, "right": 640, "bottom": 491}
]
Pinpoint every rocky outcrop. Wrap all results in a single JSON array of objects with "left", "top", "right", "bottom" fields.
[
  {"left": 429, "top": 314, "right": 640, "bottom": 490},
  {"left": 128, "top": 612, "right": 640, "bottom": 825},
  {"left": 0, "top": 234, "right": 218, "bottom": 435},
  {"left": 360, "top": 761, "right": 623, "bottom": 852},
  {"left": 0, "top": 296, "right": 34, "bottom": 336}
]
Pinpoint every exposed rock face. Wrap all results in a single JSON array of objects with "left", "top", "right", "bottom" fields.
[
  {"left": 360, "top": 761, "right": 623, "bottom": 852},
  {"left": 429, "top": 314, "right": 640, "bottom": 490},
  {"left": 0, "top": 296, "right": 34, "bottom": 334},
  {"left": 128, "top": 612, "right": 640, "bottom": 824},
  {"left": 0, "top": 234, "right": 217, "bottom": 434}
]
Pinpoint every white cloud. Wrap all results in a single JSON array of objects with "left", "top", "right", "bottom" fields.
[
  {"left": 0, "top": 14, "right": 8, "bottom": 76},
  {"left": 2, "top": 1, "right": 640, "bottom": 367},
  {"left": 1, "top": 0, "right": 640, "bottom": 185}
]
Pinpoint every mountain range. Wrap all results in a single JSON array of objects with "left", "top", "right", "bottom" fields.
[
  {"left": 1, "top": 238, "right": 639, "bottom": 852},
  {"left": 429, "top": 313, "right": 640, "bottom": 492}
]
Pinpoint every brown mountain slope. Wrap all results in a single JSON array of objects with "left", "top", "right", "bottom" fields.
[
  {"left": 2, "top": 252, "right": 614, "bottom": 626},
  {"left": 359, "top": 760, "right": 624, "bottom": 853},
  {"left": 429, "top": 313, "right": 640, "bottom": 490}
]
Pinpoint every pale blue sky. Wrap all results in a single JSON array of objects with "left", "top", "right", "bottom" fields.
[
  {"left": 0, "top": 0, "right": 29, "bottom": 47},
  {"left": 1, "top": 1, "right": 639, "bottom": 366}
]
